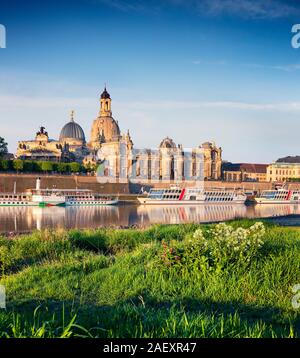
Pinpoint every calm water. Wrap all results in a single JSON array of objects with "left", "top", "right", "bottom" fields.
[{"left": 0, "top": 203, "right": 300, "bottom": 233}]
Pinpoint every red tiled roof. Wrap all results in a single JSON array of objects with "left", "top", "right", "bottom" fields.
[{"left": 223, "top": 163, "right": 268, "bottom": 174}]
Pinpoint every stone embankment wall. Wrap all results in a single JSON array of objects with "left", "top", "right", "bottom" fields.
[
  {"left": 2, "top": 173, "right": 300, "bottom": 195},
  {"left": 0, "top": 174, "right": 129, "bottom": 194}
]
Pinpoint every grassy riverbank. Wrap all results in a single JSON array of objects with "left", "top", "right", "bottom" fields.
[{"left": 0, "top": 220, "right": 299, "bottom": 338}]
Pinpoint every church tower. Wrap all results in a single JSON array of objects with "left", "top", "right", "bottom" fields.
[
  {"left": 89, "top": 87, "right": 121, "bottom": 149},
  {"left": 100, "top": 86, "right": 112, "bottom": 117}
]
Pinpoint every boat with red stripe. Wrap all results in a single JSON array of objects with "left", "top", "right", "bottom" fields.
[
  {"left": 138, "top": 187, "right": 246, "bottom": 205},
  {"left": 255, "top": 188, "right": 300, "bottom": 204}
]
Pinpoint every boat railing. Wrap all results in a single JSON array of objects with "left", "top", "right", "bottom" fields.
[
  {"left": 206, "top": 187, "right": 243, "bottom": 193},
  {"left": 0, "top": 192, "right": 32, "bottom": 196}
]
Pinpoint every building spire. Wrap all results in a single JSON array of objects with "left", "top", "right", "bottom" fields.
[
  {"left": 70, "top": 110, "right": 75, "bottom": 122},
  {"left": 100, "top": 86, "right": 111, "bottom": 100}
]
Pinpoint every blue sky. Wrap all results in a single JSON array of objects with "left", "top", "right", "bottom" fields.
[{"left": 1, "top": 0, "right": 300, "bottom": 162}]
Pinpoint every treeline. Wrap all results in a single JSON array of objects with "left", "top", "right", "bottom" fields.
[
  {"left": 287, "top": 177, "right": 300, "bottom": 182},
  {"left": 0, "top": 159, "right": 95, "bottom": 174}
]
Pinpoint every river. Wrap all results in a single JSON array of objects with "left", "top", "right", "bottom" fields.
[{"left": 1, "top": 203, "right": 300, "bottom": 233}]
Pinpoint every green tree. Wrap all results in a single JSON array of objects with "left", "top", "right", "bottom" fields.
[
  {"left": 0, "top": 137, "right": 8, "bottom": 158},
  {"left": 13, "top": 159, "right": 24, "bottom": 173},
  {"left": 0, "top": 159, "right": 10, "bottom": 171},
  {"left": 56, "top": 162, "right": 66, "bottom": 173},
  {"left": 57, "top": 162, "right": 70, "bottom": 173},
  {"left": 23, "top": 161, "right": 34, "bottom": 172},
  {"left": 41, "top": 161, "right": 53, "bottom": 173},
  {"left": 69, "top": 162, "right": 81, "bottom": 173}
]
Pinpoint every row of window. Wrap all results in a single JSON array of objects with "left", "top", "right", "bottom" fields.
[
  {"left": 163, "top": 195, "right": 180, "bottom": 199},
  {"left": 270, "top": 169, "right": 300, "bottom": 175},
  {"left": 67, "top": 197, "right": 96, "bottom": 200},
  {"left": 204, "top": 192, "right": 234, "bottom": 196},
  {"left": 0, "top": 202, "right": 29, "bottom": 205},
  {"left": 205, "top": 197, "right": 234, "bottom": 201},
  {"left": 68, "top": 201, "right": 108, "bottom": 205},
  {"left": 164, "top": 189, "right": 182, "bottom": 194},
  {"left": 0, "top": 195, "right": 29, "bottom": 199}
]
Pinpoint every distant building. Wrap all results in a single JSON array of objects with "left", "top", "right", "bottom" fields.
[
  {"left": 16, "top": 111, "right": 89, "bottom": 163},
  {"left": 16, "top": 126, "right": 70, "bottom": 162},
  {"left": 223, "top": 163, "right": 268, "bottom": 182},
  {"left": 202, "top": 142, "right": 222, "bottom": 180},
  {"left": 276, "top": 155, "right": 300, "bottom": 163},
  {"left": 267, "top": 162, "right": 300, "bottom": 182},
  {"left": 59, "top": 111, "right": 89, "bottom": 161},
  {"left": 88, "top": 88, "right": 222, "bottom": 181},
  {"left": 15, "top": 86, "right": 222, "bottom": 180}
]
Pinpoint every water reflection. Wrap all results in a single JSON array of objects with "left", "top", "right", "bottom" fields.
[
  {"left": 1, "top": 203, "right": 300, "bottom": 233},
  {"left": 137, "top": 204, "right": 247, "bottom": 225}
]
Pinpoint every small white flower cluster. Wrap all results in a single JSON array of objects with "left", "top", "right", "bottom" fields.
[
  {"left": 190, "top": 222, "right": 266, "bottom": 264},
  {"left": 191, "top": 228, "right": 208, "bottom": 249},
  {"left": 193, "top": 229, "right": 205, "bottom": 240}
]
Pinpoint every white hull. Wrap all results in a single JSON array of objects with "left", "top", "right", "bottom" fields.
[
  {"left": 31, "top": 194, "right": 66, "bottom": 206},
  {"left": 255, "top": 199, "right": 300, "bottom": 204},
  {"left": 256, "top": 189, "right": 300, "bottom": 205},
  {"left": 66, "top": 199, "right": 119, "bottom": 206},
  {"left": 138, "top": 198, "right": 246, "bottom": 205},
  {"left": 0, "top": 179, "right": 118, "bottom": 207}
]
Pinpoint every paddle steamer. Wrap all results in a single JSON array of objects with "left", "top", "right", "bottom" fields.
[{"left": 0, "top": 178, "right": 118, "bottom": 206}]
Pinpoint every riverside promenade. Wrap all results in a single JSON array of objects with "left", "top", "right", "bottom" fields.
[{"left": 1, "top": 173, "right": 299, "bottom": 199}]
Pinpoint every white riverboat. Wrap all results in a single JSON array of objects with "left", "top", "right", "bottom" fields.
[
  {"left": 28, "top": 178, "right": 66, "bottom": 207},
  {"left": 0, "top": 178, "right": 118, "bottom": 207},
  {"left": 32, "top": 178, "right": 119, "bottom": 206},
  {"left": 255, "top": 189, "right": 300, "bottom": 204},
  {"left": 0, "top": 178, "right": 65, "bottom": 207},
  {"left": 137, "top": 187, "right": 247, "bottom": 205},
  {"left": 64, "top": 190, "right": 119, "bottom": 206}
]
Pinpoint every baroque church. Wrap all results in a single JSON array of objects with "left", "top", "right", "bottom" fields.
[{"left": 16, "top": 87, "right": 222, "bottom": 181}]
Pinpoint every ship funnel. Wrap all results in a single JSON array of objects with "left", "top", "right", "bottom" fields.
[{"left": 36, "top": 177, "right": 41, "bottom": 191}]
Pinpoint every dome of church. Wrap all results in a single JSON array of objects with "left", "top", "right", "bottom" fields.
[
  {"left": 91, "top": 116, "right": 120, "bottom": 143},
  {"left": 59, "top": 118, "right": 85, "bottom": 143},
  {"left": 89, "top": 87, "right": 122, "bottom": 148}
]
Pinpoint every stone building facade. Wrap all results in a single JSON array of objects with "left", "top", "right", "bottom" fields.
[
  {"left": 266, "top": 162, "right": 300, "bottom": 182},
  {"left": 16, "top": 112, "right": 88, "bottom": 163},
  {"left": 16, "top": 126, "right": 70, "bottom": 162},
  {"left": 16, "top": 87, "right": 222, "bottom": 181},
  {"left": 59, "top": 111, "right": 89, "bottom": 161},
  {"left": 222, "top": 163, "right": 268, "bottom": 182},
  {"left": 89, "top": 88, "right": 222, "bottom": 182}
]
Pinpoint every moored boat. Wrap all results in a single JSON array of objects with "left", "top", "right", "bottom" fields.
[
  {"left": 64, "top": 190, "right": 119, "bottom": 206},
  {"left": 255, "top": 189, "right": 300, "bottom": 204},
  {"left": 0, "top": 178, "right": 65, "bottom": 207},
  {"left": 0, "top": 178, "right": 118, "bottom": 207},
  {"left": 137, "top": 187, "right": 246, "bottom": 205}
]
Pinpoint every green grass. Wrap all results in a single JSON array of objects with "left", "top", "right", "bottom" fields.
[{"left": 0, "top": 220, "right": 299, "bottom": 338}]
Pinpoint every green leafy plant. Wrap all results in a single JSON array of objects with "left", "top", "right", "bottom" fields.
[{"left": 158, "top": 222, "right": 266, "bottom": 271}]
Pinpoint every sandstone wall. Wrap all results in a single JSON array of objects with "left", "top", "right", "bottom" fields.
[
  {"left": 0, "top": 174, "right": 129, "bottom": 194},
  {"left": 2, "top": 173, "right": 300, "bottom": 195}
]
